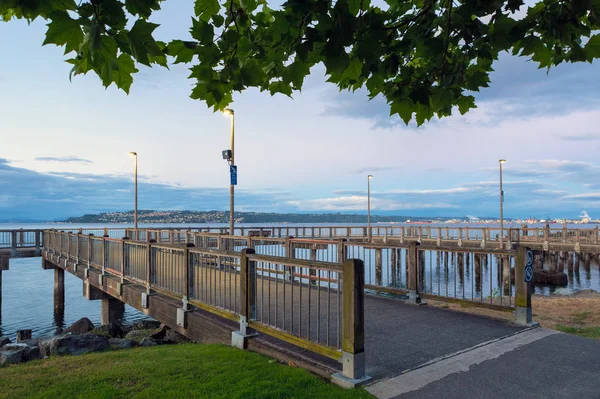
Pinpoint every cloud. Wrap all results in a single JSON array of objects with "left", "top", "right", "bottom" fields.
[
  {"left": 351, "top": 166, "right": 398, "bottom": 175},
  {"left": 0, "top": 158, "right": 292, "bottom": 221},
  {"left": 35, "top": 156, "right": 93, "bottom": 164},
  {"left": 287, "top": 196, "right": 460, "bottom": 211},
  {"left": 560, "top": 133, "right": 600, "bottom": 141},
  {"left": 561, "top": 192, "right": 600, "bottom": 201}
]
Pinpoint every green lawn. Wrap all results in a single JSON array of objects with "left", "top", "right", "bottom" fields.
[
  {"left": 0, "top": 344, "right": 374, "bottom": 399},
  {"left": 556, "top": 325, "right": 600, "bottom": 339}
]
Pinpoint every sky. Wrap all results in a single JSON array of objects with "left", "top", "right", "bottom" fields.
[{"left": 1, "top": 1, "right": 600, "bottom": 221}]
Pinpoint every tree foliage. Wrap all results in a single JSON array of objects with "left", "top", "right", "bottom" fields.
[{"left": 2, "top": 0, "right": 600, "bottom": 125}]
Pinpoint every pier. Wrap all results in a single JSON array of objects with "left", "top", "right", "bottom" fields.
[{"left": 1, "top": 227, "right": 600, "bottom": 395}]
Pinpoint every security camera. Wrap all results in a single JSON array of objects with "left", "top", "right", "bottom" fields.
[{"left": 222, "top": 150, "right": 232, "bottom": 161}]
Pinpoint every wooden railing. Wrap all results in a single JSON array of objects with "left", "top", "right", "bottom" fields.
[
  {"left": 43, "top": 230, "right": 368, "bottom": 382},
  {"left": 0, "top": 229, "right": 43, "bottom": 254}
]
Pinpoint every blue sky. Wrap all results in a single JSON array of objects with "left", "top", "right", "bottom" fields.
[{"left": 1, "top": 1, "right": 600, "bottom": 221}]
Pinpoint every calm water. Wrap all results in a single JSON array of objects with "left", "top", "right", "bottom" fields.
[{"left": 1, "top": 222, "right": 598, "bottom": 340}]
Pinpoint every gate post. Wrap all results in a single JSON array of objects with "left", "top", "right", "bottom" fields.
[{"left": 332, "top": 258, "right": 371, "bottom": 388}]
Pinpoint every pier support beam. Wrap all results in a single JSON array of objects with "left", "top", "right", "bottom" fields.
[
  {"left": 101, "top": 297, "right": 125, "bottom": 325},
  {"left": 54, "top": 268, "right": 65, "bottom": 316}
]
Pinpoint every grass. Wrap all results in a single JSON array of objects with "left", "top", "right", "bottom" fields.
[
  {"left": 0, "top": 344, "right": 374, "bottom": 399},
  {"left": 426, "top": 291, "right": 600, "bottom": 340},
  {"left": 555, "top": 326, "right": 600, "bottom": 339}
]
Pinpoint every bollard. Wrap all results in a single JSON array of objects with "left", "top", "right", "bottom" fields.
[
  {"left": 232, "top": 248, "right": 257, "bottom": 349},
  {"left": 407, "top": 242, "right": 424, "bottom": 305}
]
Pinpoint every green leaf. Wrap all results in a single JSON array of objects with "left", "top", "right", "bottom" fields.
[
  {"left": 113, "top": 53, "right": 139, "bottom": 93},
  {"left": 585, "top": 34, "right": 600, "bottom": 61},
  {"left": 240, "top": 59, "right": 264, "bottom": 86},
  {"left": 390, "top": 99, "right": 414, "bottom": 125},
  {"left": 191, "top": 17, "right": 214, "bottom": 45},
  {"left": 42, "top": 11, "right": 83, "bottom": 54},
  {"left": 125, "top": 0, "right": 162, "bottom": 18},
  {"left": 429, "top": 88, "right": 454, "bottom": 113},
  {"left": 166, "top": 40, "right": 196, "bottom": 63},
  {"left": 127, "top": 19, "right": 165, "bottom": 66},
  {"left": 457, "top": 95, "right": 476, "bottom": 115},
  {"left": 194, "top": 0, "right": 220, "bottom": 22},
  {"left": 268, "top": 81, "right": 293, "bottom": 97}
]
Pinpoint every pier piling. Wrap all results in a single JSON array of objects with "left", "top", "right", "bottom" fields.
[
  {"left": 54, "top": 267, "right": 65, "bottom": 316},
  {"left": 101, "top": 297, "right": 125, "bottom": 325}
]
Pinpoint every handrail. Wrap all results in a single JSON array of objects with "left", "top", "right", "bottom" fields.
[{"left": 247, "top": 253, "right": 343, "bottom": 272}]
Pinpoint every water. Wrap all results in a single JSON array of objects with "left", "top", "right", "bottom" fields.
[{"left": 1, "top": 222, "right": 599, "bottom": 340}]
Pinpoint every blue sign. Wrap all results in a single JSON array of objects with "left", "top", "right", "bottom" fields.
[
  {"left": 230, "top": 165, "right": 237, "bottom": 185},
  {"left": 525, "top": 249, "right": 533, "bottom": 283}
]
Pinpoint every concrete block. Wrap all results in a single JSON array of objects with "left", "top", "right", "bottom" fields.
[{"left": 177, "top": 307, "right": 191, "bottom": 329}]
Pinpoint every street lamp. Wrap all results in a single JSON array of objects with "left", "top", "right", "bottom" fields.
[
  {"left": 129, "top": 152, "right": 138, "bottom": 233},
  {"left": 368, "top": 175, "right": 373, "bottom": 242},
  {"left": 499, "top": 159, "right": 506, "bottom": 249},
  {"left": 222, "top": 108, "right": 235, "bottom": 235}
]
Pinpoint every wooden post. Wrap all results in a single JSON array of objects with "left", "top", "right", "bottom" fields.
[
  {"left": 146, "top": 243, "right": 152, "bottom": 294},
  {"left": 240, "top": 248, "right": 256, "bottom": 331},
  {"left": 0, "top": 269, "right": 3, "bottom": 322},
  {"left": 309, "top": 246, "right": 317, "bottom": 285},
  {"left": 101, "top": 297, "right": 125, "bottom": 325},
  {"left": 502, "top": 255, "right": 511, "bottom": 296},
  {"left": 340, "top": 258, "right": 367, "bottom": 382},
  {"left": 475, "top": 253, "right": 482, "bottom": 293},
  {"left": 375, "top": 248, "right": 382, "bottom": 286},
  {"left": 407, "top": 242, "right": 422, "bottom": 304},
  {"left": 54, "top": 267, "right": 65, "bottom": 316},
  {"left": 337, "top": 239, "right": 346, "bottom": 263},
  {"left": 515, "top": 246, "right": 534, "bottom": 325},
  {"left": 390, "top": 248, "right": 397, "bottom": 286}
]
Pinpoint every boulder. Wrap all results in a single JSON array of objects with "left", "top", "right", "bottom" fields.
[
  {"left": 163, "top": 329, "right": 191, "bottom": 345},
  {"left": 131, "top": 320, "right": 161, "bottom": 331},
  {"left": 46, "top": 335, "right": 110, "bottom": 356},
  {"left": 0, "top": 337, "right": 11, "bottom": 348},
  {"left": 108, "top": 338, "right": 136, "bottom": 350},
  {"left": 16, "top": 330, "right": 32, "bottom": 342},
  {"left": 125, "top": 329, "right": 154, "bottom": 341},
  {"left": 3, "top": 341, "right": 40, "bottom": 362},
  {"left": 149, "top": 325, "right": 169, "bottom": 340},
  {"left": 90, "top": 323, "right": 125, "bottom": 339},
  {"left": 139, "top": 337, "right": 159, "bottom": 347},
  {"left": 0, "top": 348, "right": 24, "bottom": 366},
  {"left": 64, "top": 318, "right": 95, "bottom": 335}
]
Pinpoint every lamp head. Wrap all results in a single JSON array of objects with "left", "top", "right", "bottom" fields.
[
  {"left": 499, "top": 159, "right": 506, "bottom": 164},
  {"left": 222, "top": 108, "right": 234, "bottom": 117},
  {"left": 129, "top": 152, "right": 137, "bottom": 157},
  {"left": 368, "top": 175, "right": 373, "bottom": 179}
]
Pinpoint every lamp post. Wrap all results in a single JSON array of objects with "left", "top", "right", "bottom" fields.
[
  {"left": 223, "top": 108, "right": 235, "bottom": 235},
  {"left": 368, "top": 175, "right": 373, "bottom": 242},
  {"left": 499, "top": 159, "right": 506, "bottom": 249},
  {"left": 129, "top": 152, "right": 138, "bottom": 233}
]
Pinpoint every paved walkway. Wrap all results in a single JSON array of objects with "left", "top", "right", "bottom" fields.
[{"left": 363, "top": 300, "right": 600, "bottom": 398}]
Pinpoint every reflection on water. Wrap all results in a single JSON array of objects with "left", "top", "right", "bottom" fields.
[{"left": 0, "top": 258, "right": 148, "bottom": 340}]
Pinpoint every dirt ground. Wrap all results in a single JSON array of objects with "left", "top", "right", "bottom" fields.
[{"left": 427, "top": 290, "right": 600, "bottom": 339}]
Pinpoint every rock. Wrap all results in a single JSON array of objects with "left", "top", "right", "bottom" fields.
[
  {"left": 149, "top": 325, "right": 168, "bottom": 340},
  {"left": 16, "top": 330, "right": 32, "bottom": 342},
  {"left": 0, "top": 337, "right": 11, "bottom": 348},
  {"left": 108, "top": 338, "right": 136, "bottom": 350},
  {"left": 46, "top": 335, "right": 110, "bottom": 356},
  {"left": 63, "top": 318, "right": 95, "bottom": 335},
  {"left": 125, "top": 329, "right": 154, "bottom": 341},
  {"left": 0, "top": 348, "right": 24, "bottom": 366},
  {"left": 2, "top": 341, "right": 40, "bottom": 362},
  {"left": 131, "top": 320, "right": 161, "bottom": 330},
  {"left": 139, "top": 337, "right": 159, "bottom": 347},
  {"left": 163, "top": 329, "right": 190, "bottom": 345},
  {"left": 90, "top": 323, "right": 125, "bottom": 339}
]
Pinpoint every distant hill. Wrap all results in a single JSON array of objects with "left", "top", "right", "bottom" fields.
[{"left": 61, "top": 210, "right": 441, "bottom": 224}]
